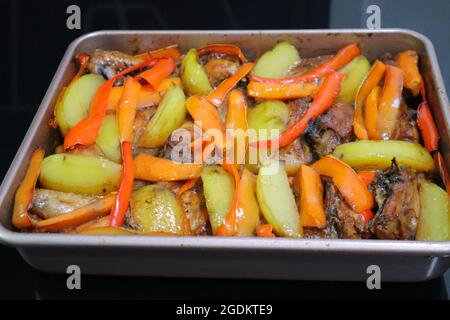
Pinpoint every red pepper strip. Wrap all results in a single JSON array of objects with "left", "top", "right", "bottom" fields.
[
  {"left": 135, "top": 57, "right": 176, "bottom": 89},
  {"left": 252, "top": 72, "right": 345, "bottom": 149},
  {"left": 118, "top": 76, "right": 141, "bottom": 142},
  {"left": 64, "top": 59, "right": 156, "bottom": 150},
  {"left": 197, "top": 43, "right": 248, "bottom": 62},
  {"left": 434, "top": 152, "right": 450, "bottom": 196},
  {"left": 360, "top": 209, "right": 374, "bottom": 223},
  {"left": 417, "top": 101, "right": 439, "bottom": 152},
  {"left": 358, "top": 171, "right": 376, "bottom": 186},
  {"left": 207, "top": 63, "right": 254, "bottom": 107},
  {"left": 250, "top": 43, "right": 360, "bottom": 84},
  {"left": 110, "top": 141, "right": 134, "bottom": 227}
]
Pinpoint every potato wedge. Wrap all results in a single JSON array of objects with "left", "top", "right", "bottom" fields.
[
  {"left": 416, "top": 181, "right": 449, "bottom": 241},
  {"left": 55, "top": 74, "right": 105, "bottom": 135},
  {"left": 96, "top": 114, "right": 121, "bottom": 162},
  {"left": 333, "top": 140, "right": 434, "bottom": 171},
  {"left": 200, "top": 165, "right": 235, "bottom": 234},
  {"left": 251, "top": 41, "right": 300, "bottom": 78},
  {"left": 137, "top": 85, "right": 186, "bottom": 147},
  {"left": 337, "top": 55, "right": 371, "bottom": 103},
  {"left": 256, "top": 160, "right": 301, "bottom": 237},
  {"left": 181, "top": 48, "right": 212, "bottom": 95},
  {"left": 131, "top": 184, "right": 184, "bottom": 234},
  {"left": 247, "top": 100, "right": 290, "bottom": 141},
  {"left": 39, "top": 154, "right": 121, "bottom": 195}
]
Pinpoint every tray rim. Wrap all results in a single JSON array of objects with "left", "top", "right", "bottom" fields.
[{"left": 1, "top": 28, "right": 449, "bottom": 255}]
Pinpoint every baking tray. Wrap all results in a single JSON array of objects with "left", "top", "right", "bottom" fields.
[{"left": 0, "top": 30, "right": 449, "bottom": 282}]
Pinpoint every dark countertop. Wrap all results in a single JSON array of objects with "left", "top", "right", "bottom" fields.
[{"left": 0, "top": 0, "right": 448, "bottom": 300}]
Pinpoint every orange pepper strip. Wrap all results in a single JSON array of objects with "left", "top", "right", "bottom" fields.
[
  {"left": 186, "top": 95, "right": 226, "bottom": 150},
  {"left": 296, "top": 165, "right": 326, "bottom": 228},
  {"left": 312, "top": 156, "right": 374, "bottom": 213},
  {"left": 225, "top": 89, "right": 248, "bottom": 166},
  {"left": 135, "top": 44, "right": 181, "bottom": 61},
  {"left": 64, "top": 59, "right": 156, "bottom": 150},
  {"left": 12, "top": 148, "right": 45, "bottom": 228},
  {"left": 110, "top": 77, "right": 140, "bottom": 227},
  {"left": 253, "top": 72, "right": 345, "bottom": 149},
  {"left": 75, "top": 215, "right": 111, "bottom": 233},
  {"left": 358, "top": 171, "right": 376, "bottom": 186},
  {"left": 78, "top": 226, "right": 178, "bottom": 236},
  {"left": 256, "top": 224, "right": 275, "bottom": 238},
  {"left": 207, "top": 63, "right": 254, "bottom": 107},
  {"left": 250, "top": 43, "right": 360, "bottom": 84},
  {"left": 35, "top": 194, "right": 116, "bottom": 231},
  {"left": 177, "top": 178, "right": 199, "bottom": 199},
  {"left": 364, "top": 86, "right": 381, "bottom": 140},
  {"left": 117, "top": 76, "right": 140, "bottom": 142},
  {"left": 107, "top": 77, "right": 181, "bottom": 112},
  {"left": 417, "top": 101, "right": 439, "bottom": 152},
  {"left": 396, "top": 50, "right": 421, "bottom": 97},
  {"left": 217, "top": 169, "right": 260, "bottom": 236},
  {"left": 110, "top": 141, "right": 134, "bottom": 227},
  {"left": 377, "top": 65, "right": 404, "bottom": 140},
  {"left": 134, "top": 154, "right": 203, "bottom": 181},
  {"left": 197, "top": 43, "right": 248, "bottom": 62},
  {"left": 434, "top": 152, "right": 450, "bottom": 196},
  {"left": 135, "top": 57, "right": 176, "bottom": 89},
  {"left": 354, "top": 60, "right": 386, "bottom": 140},
  {"left": 247, "top": 81, "right": 318, "bottom": 100}
]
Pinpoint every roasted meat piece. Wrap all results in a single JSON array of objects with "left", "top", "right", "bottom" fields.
[
  {"left": 306, "top": 103, "right": 354, "bottom": 158},
  {"left": 87, "top": 50, "right": 144, "bottom": 80},
  {"left": 31, "top": 188, "right": 100, "bottom": 219},
  {"left": 370, "top": 164, "right": 420, "bottom": 240}
]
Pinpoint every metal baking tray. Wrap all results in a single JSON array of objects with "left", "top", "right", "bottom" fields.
[{"left": 0, "top": 30, "right": 449, "bottom": 282}]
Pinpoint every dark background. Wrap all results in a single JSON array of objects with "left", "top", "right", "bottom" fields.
[{"left": 0, "top": 0, "right": 449, "bottom": 299}]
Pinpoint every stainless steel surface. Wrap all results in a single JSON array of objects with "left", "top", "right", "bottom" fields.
[{"left": 0, "top": 29, "right": 449, "bottom": 281}]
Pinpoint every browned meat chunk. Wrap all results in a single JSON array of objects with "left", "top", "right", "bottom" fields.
[
  {"left": 204, "top": 58, "right": 239, "bottom": 87},
  {"left": 370, "top": 164, "right": 420, "bottom": 240},
  {"left": 305, "top": 103, "right": 354, "bottom": 158},
  {"left": 180, "top": 189, "right": 208, "bottom": 235},
  {"left": 87, "top": 50, "right": 144, "bottom": 80},
  {"left": 322, "top": 178, "right": 368, "bottom": 239},
  {"left": 31, "top": 189, "right": 100, "bottom": 219},
  {"left": 393, "top": 102, "right": 419, "bottom": 143}
]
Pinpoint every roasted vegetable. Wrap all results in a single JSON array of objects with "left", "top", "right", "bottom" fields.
[
  {"left": 131, "top": 184, "right": 184, "bottom": 234},
  {"left": 416, "top": 181, "right": 449, "bottom": 241},
  {"left": 333, "top": 140, "right": 434, "bottom": 171},
  {"left": 251, "top": 42, "right": 300, "bottom": 78},
  {"left": 134, "top": 154, "right": 203, "bottom": 181},
  {"left": 295, "top": 165, "right": 326, "bottom": 228},
  {"left": 55, "top": 74, "right": 105, "bottom": 135},
  {"left": 35, "top": 194, "right": 115, "bottom": 232},
  {"left": 201, "top": 165, "right": 235, "bottom": 234},
  {"left": 256, "top": 160, "right": 301, "bottom": 237},
  {"left": 312, "top": 156, "right": 373, "bottom": 213},
  {"left": 337, "top": 55, "right": 370, "bottom": 103},
  {"left": 181, "top": 48, "right": 212, "bottom": 95},
  {"left": 248, "top": 100, "right": 290, "bottom": 141},
  {"left": 39, "top": 154, "right": 122, "bottom": 195},
  {"left": 96, "top": 114, "right": 121, "bottom": 162},
  {"left": 396, "top": 50, "right": 421, "bottom": 97},
  {"left": 138, "top": 85, "right": 186, "bottom": 147},
  {"left": 13, "top": 148, "right": 45, "bottom": 228}
]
